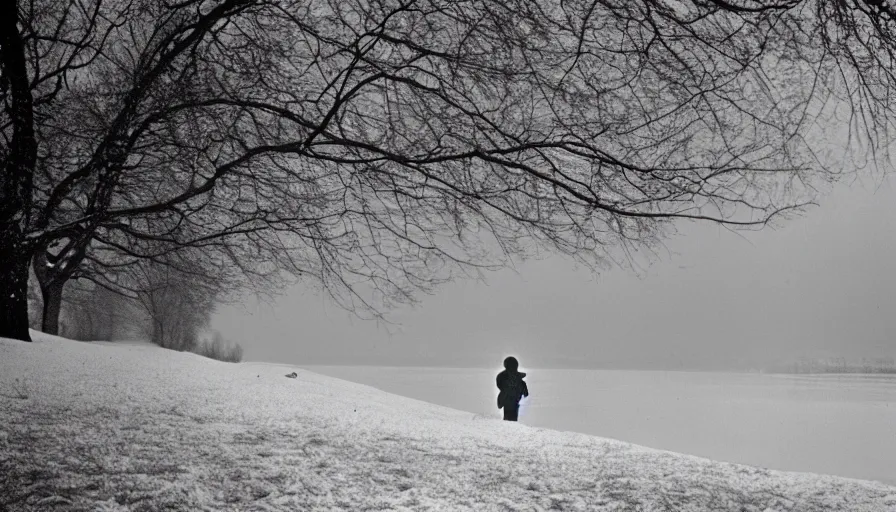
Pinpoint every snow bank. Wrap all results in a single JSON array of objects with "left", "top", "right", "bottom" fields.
[{"left": 2, "top": 332, "right": 895, "bottom": 511}]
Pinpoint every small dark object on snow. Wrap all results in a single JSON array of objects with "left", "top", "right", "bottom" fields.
[
  {"left": 285, "top": 372, "right": 298, "bottom": 379},
  {"left": 496, "top": 356, "right": 529, "bottom": 422}
]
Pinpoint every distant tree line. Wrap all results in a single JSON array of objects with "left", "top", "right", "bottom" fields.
[
  {"left": 26, "top": 251, "right": 244, "bottom": 362},
  {"left": 766, "top": 357, "right": 896, "bottom": 375}
]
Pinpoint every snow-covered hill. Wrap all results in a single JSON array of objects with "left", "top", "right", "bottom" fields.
[{"left": 2, "top": 332, "right": 895, "bottom": 511}]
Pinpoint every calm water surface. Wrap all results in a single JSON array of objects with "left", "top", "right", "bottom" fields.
[{"left": 302, "top": 366, "right": 896, "bottom": 485}]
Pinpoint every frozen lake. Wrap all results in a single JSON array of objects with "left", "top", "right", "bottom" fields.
[{"left": 301, "top": 366, "right": 896, "bottom": 485}]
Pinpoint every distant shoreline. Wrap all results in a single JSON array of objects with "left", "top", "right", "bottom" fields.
[{"left": 764, "top": 359, "right": 896, "bottom": 375}]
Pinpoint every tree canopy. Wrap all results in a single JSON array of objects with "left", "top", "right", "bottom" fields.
[{"left": 3, "top": 0, "right": 896, "bottom": 341}]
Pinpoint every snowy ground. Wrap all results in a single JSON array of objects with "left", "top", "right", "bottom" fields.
[{"left": 2, "top": 333, "right": 895, "bottom": 511}]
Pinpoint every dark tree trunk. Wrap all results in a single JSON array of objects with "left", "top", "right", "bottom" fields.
[
  {"left": 40, "top": 281, "right": 64, "bottom": 336},
  {"left": 33, "top": 252, "right": 72, "bottom": 337},
  {"left": 0, "top": 0, "right": 37, "bottom": 342},
  {"left": 0, "top": 229, "right": 32, "bottom": 341},
  {"left": 152, "top": 320, "right": 167, "bottom": 348},
  {"left": 33, "top": 237, "right": 90, "bottom": 338}
]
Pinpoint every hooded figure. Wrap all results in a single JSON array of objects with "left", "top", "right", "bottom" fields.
[{"left": 496, "top": 356, "right": 529, "bottom": 421}]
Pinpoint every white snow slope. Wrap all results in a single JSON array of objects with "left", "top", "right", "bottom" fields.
[{"left": 2, "top": 333, "right": 895, "bottom": 512}]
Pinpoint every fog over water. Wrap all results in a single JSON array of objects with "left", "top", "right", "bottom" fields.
[
  {"left": 215, "top": 179, "right": 896, "bottom": 371},
  {"left": 303, "top": 365, "right": 896, "bottom": 485}
]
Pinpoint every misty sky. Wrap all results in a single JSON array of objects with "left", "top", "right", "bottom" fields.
[{"left": 212, "top": 176, "right": 896, "bottom": 370}]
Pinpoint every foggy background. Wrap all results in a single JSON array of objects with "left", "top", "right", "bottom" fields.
[{"left": 213, "top": 177, "right": 896, "bottom": 371}]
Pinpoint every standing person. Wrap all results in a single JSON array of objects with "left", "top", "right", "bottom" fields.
[{"left": 496, "top": 356, "right": 529, "bottom": 421}]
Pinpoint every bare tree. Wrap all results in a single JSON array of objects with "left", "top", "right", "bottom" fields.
[
  {"left": 58, "top": 281, "right": 134, "bottom": 340},
  {"left": 130, "top": 257, "right": 220, "bottom": 351},
  {"left": 5, "top": 0, "right": 896, "bottom": 341},
  {"left": 195, "top": 330, "right": 244, "bottom": 363}
]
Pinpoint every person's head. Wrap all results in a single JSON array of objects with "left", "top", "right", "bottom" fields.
[{"left": 503, "top": 356, "right": 519, "bottom": 371}]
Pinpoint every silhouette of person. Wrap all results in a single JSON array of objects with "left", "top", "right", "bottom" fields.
[{"left": 496, "top": 356, "right": 529, "bottom": 421}]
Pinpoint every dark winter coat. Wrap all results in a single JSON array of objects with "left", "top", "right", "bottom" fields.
[{"left": 496, "top": 370, "right": 529, "bottom": 409}]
